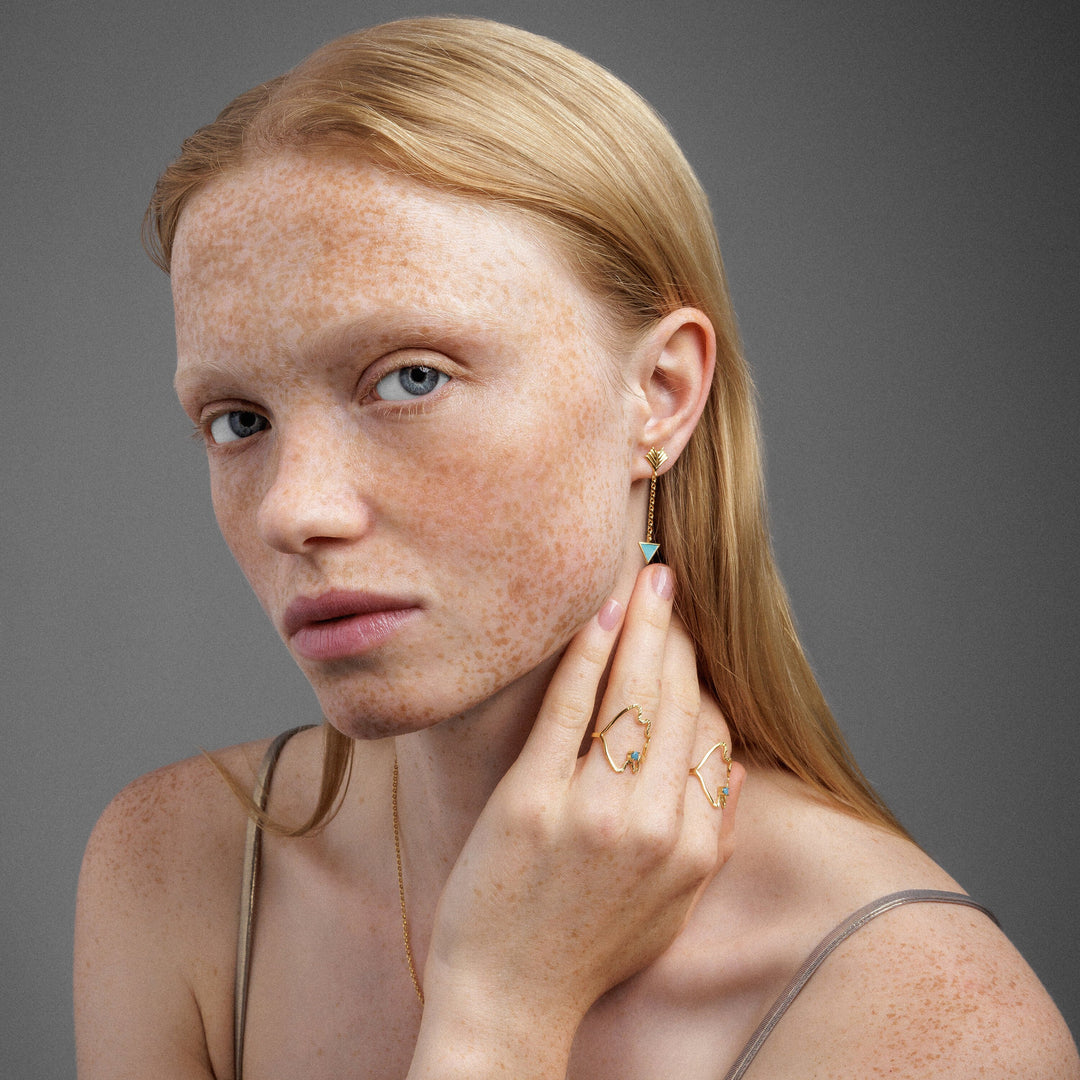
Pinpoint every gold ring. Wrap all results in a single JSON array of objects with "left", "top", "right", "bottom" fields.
[
  {"left": 689, "top": 741, "right": 733, "bottom": 808},
  {"left": 591, "top": 704, "right": 651, "bottom": 773}
]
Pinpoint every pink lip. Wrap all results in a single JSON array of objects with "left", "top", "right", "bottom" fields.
[{"left": 283, "top": 591, "right": 422, "bottom": 662}]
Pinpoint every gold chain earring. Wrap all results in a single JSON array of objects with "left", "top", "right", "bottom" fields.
[{"left": 639, "top": 447, "right": 668, "bottom": 564}]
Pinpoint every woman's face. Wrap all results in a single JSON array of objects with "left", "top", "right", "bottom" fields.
[{"left": 171, "top": 151, "right": 645, "bottom": 737}]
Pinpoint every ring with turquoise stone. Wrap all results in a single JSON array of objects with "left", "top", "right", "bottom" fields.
[{"left": 591, "top": 704, "right": 652, "bottom": 774}]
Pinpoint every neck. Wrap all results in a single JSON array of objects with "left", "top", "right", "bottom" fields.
[
  {"left": 393, "top": 649, "right": 562, "bottom": 888},
  {"left": 384, "top": 651, "right": 564, "bottom": 988}
]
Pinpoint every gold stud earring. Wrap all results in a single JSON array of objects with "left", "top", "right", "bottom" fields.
[{"left": 639, "top": 447, "right": 667, "bottom": 564}]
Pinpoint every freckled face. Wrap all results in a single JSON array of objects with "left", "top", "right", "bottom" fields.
[{"left": 172, "top": 152, "right": 642, "bottom": 737}]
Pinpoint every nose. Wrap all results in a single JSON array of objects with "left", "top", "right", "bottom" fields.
[{"left": 256, "top": 422, "right": 372, "bottom": 553}]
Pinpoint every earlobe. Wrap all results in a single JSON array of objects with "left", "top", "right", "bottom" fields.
[{"left": 634, "top": 308, "right": 715, "bottom": 478}]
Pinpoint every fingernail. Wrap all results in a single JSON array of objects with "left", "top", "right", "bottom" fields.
[
  {"left": 597, "top": 597, "right": 622, "bottom": 631},
  {"left": 652, "top": 564, "right": 674, "bottom": 599}
]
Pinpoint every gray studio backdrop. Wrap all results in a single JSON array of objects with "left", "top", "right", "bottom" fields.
[{"left": 4, "top": 1, "right": 1077, "bottom": 1074}]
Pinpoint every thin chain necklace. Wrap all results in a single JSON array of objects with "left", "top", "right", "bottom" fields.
[{"left": 392, "top": 756, "right": 425, "bottom": 1006}]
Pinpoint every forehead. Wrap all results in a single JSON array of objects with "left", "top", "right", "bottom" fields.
[{"left": 170, "top": 151, "right": 602, "bottom": 360}]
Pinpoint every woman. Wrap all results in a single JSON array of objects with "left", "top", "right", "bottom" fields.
[{"left": 74, "top": 17, "right": 1077, "bottom": 1079}]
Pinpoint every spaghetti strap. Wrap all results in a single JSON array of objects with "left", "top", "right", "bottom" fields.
[
  {"left": 721, "top": 889, "right": 999, "bottom": 1080},
  {"left": 233, "top": 725, "right": 313, "bottom": 1080}
]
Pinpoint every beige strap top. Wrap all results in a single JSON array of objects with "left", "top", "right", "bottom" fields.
[
  {"left": 234, "top": 725, "right": 312, "bottom": 1080},
  {"left": 234, "top": 729, "right": 998, "bottom": 1080}
]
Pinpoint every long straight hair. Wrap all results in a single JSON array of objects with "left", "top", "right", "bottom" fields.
[{"left": 147, "top": 16, "right": 907, "bottom": 838}]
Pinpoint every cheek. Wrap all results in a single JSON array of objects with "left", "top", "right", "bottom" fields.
[
  {"left": 428, "top": 383, "right": 630, "bottom": 670},
  {"left": 208, "top": 469, "right": 274, "bottom": 598},
  {"left": 209, "top": 473, "right": 244, "bottom": 556}
]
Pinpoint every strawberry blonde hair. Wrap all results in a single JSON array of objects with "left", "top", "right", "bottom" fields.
[{"left": 146, "top": 16, "right": 905, "bottom": 837}]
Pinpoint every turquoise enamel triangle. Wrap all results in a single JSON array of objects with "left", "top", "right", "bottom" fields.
[{"left": 639, "top": 541, "right": 661, "bottom": 564}]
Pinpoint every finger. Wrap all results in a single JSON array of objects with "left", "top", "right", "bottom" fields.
[
  {"left": 716, "top": 761, "right": 745, "bottom": 863},
  {"left": 637, "top": 613, "right": 702, "bottom": 783},
  {"left": 682, "top": 700, "right": 742, "bottom": 897},
  {"left": 586, "top": 564, "right": 675, "bottom": 779},
  {"left": 684, "top": 693, "right": 736, "bottom": 814},
  {"left": 513, "top": 593, "right": 627, "bottom": 783},
  {"left": 678, "top": 760, "right": 745, "bottom": 931},
  {"left": 590, "top": 596, "right": 700, "bottom": 792},
  {"left": 686, "top": 733, "right": 736, "bottom": 814}
]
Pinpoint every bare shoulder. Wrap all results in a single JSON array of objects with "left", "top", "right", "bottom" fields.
[
  {"left": 74, "top": 736, "right": 281, "bottom": 1078},
  {"left": 77, "top": 737, "right": 271, "bottom": 913},
  {"left": 748, "top": 894, "right": 1079, "bottom": 1078},
  {"left": 711, "top": 768, "right": 1079, "bottom": 1078}
]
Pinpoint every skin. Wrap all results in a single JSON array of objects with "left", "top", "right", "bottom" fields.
[
  {"left": 75, "top": 151, "right": 1079, "bottom": 1079},
  {"left": 173, "top": 152, "right": 634, "bottom": 738}
]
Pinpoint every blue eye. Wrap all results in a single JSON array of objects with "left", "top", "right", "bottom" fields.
[
  {"left": 375, "top": 365, "right": 450, "bottom": 401},
  {"left": 209, "top": 410, "right": 269, "bottom": 444}
]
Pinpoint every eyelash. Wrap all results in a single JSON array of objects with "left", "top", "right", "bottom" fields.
[
  {"left": 371, "top": 363, "right": 451, "bottom": 402},
  {"left": 208, "top": 410, "right": 270, "bottom": 445},
  {"left": 190, "top": 398, "right": 266, "bottom": 447},
  {"left": 194, "top": 358, "right": 453, "bottom": 446}
]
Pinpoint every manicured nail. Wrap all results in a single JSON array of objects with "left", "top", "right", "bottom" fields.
[
  {"left": 597, "top": 597, "right": 622, "bottom": 631},
  {"left": 653, "top": 564, "right": 673, "bottom": 599}
]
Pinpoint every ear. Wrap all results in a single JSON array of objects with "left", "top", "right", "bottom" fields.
[{"left": 630, "top": 308, "right": 715, "bottom": 479}]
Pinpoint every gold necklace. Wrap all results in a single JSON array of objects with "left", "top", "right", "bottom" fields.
[{"left": 392, "top": 756, "right": 425, "bottom": 1006}]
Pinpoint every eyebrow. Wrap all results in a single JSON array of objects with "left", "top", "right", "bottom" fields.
[
  {"left": 304, "top": 305, "right": 497, "bottom": 359},
  {"left": 173, "top": 303, "right": 506, "bottom": 403},
  {"left": 174, "top": 357, "right": 248, "bottom": 405}
]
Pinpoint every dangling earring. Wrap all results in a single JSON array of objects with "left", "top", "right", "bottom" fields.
[{"left": 639, "top": 447, "right": 668, "bottom": 564}]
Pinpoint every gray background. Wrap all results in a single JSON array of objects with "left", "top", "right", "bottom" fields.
[{"left": 3, "top": 1, "right": 1077, "bottom": 1073}]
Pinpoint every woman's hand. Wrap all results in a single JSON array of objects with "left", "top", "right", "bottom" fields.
[{"left": 408, "top": 563, "right": 743, "bottom": 1079}]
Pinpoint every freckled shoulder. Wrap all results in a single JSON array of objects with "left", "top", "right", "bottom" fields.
[
  {"left": 74, "top": 738, "right": 277, "bottom": 1079},
  {"left": 741, "top": 897, "right": 1080, "bottom": 1079},
  {"left": 79, "top": 738, "right": 273, "bottom": 897}
]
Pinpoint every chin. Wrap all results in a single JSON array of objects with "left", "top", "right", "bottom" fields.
[
  {"left": 306, "top": 640, "right": 570, "bottom": 743},
  {"left": 307, "top": 670, "right": 511, "bottom": 742}
]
